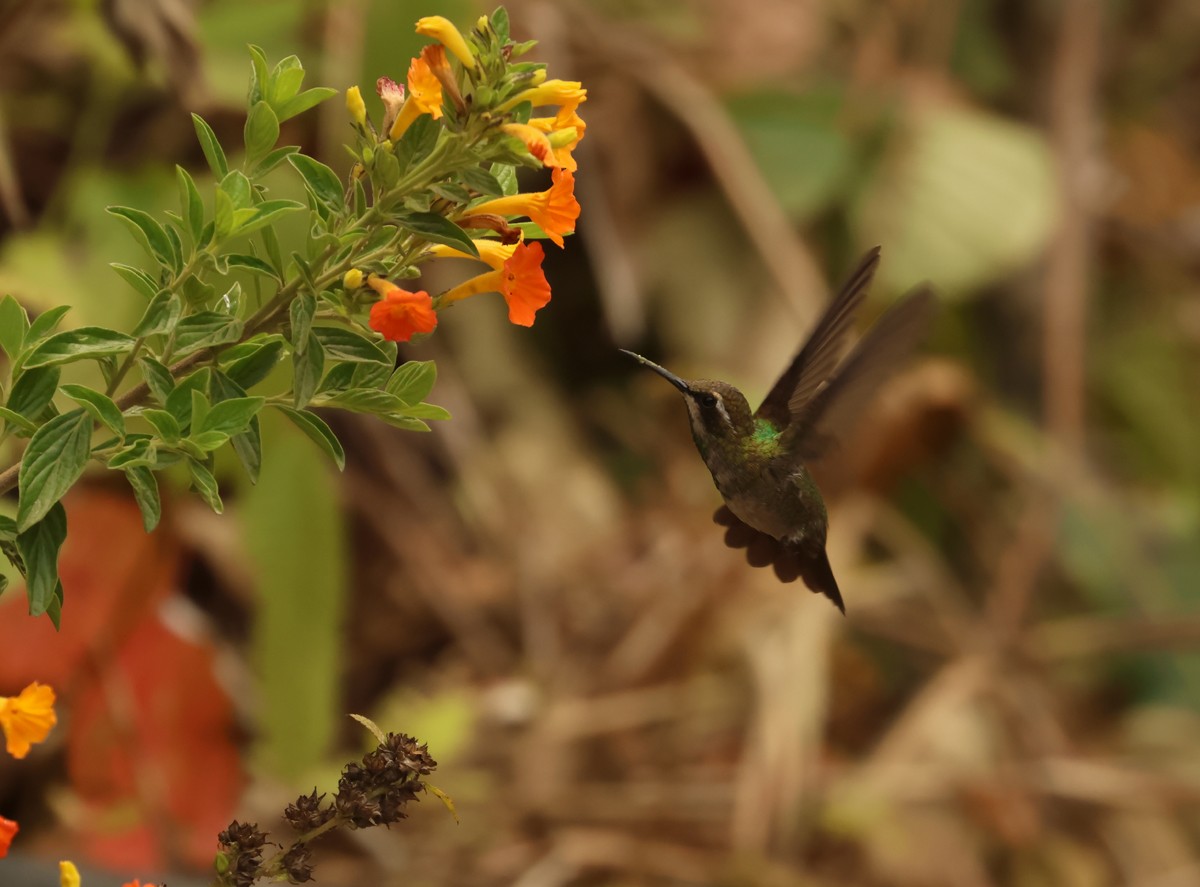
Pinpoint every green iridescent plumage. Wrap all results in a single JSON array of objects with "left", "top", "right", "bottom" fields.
[{"left": 622, "top": 247, "right": 934, "bottom": 613}]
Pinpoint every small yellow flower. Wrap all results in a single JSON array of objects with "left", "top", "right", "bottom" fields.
[
  {"left": 498, "top": 79, "right": 586, "bottom": 114},
  {"left": 0, "top": 681, "right": 57, "bottom": 759},
  {"left": 345, "top": 85, "right": 367, "bottom": 128},
  {"left": 343, "top": 269, "right": 364, "bottom": 290},
  {"left": 60, "top": 861, "right": 81, "bottom": 887},
  {"left": 415, "top": 15, "right": 476, "bottom": 69}
]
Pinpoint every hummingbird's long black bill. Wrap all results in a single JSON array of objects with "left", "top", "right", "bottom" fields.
[{"left": 619, "top": 349, "right": 690, "bottom": 394}]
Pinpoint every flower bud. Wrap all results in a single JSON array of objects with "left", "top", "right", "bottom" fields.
[
  {"left": 345, "top": 85, "right": 367, "bottom": 128},
  {"left": 343, "top": 269, "right": 364, "bottom": 290}
]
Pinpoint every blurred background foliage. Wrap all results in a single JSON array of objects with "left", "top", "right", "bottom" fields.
[{"left": 1, "top": 0, "right": 1200, "bottom": 885}]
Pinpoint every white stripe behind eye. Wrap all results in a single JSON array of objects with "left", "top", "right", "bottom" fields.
[{"left": 714, "top": 395, "right": 732, "bottom": 428}]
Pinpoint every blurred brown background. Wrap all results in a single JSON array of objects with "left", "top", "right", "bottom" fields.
[{"left": 1, "top": 0, "right": 1199, "bottom": 885}]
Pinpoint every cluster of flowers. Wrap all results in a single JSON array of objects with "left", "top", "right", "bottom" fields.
[
  {"left": 347, "top": 15, "right": 584, "bottom": 342},
  {"left": 215, "top": 732, "right": 437, "bottom": 886}
]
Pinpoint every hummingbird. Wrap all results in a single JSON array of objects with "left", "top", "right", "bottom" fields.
[{"left": 621, "top": 247, "right": 933, "bottom": 613}]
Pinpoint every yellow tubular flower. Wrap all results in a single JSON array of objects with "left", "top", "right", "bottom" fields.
[
  {"left": 497, "top": 79, "right": 586, "bottom": 113},
  {"left": 345, "top": 85, "right": 367, "bottom": 127},
  {"left": 529, "top": 104, "right": 586, "bottom": 171},
  {"left": 60, "top": 861, "right": 81, "bottom": 887},
  {"left": 415, "top": 15, "right": 476, "bottom": 69},
  {"left": 430, "top": 239, "right": 515, "bottom": 270}
]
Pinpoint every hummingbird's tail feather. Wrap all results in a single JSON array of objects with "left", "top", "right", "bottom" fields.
[{"left": 713, "top": 507, "right": 847, "bottom": 613}]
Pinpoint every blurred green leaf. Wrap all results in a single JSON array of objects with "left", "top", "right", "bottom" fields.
[
  {"left": 856, "top": 106, "right": 1057, "bottom": 295},
  {"left": 23, "top": 328, "right": 135, "bottom": 368},
  {"left": 243, "top": 410, "right": 345, "bottom": 778}
]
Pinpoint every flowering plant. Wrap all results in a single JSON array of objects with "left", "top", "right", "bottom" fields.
[{"left": 0, "top": 7, "right": 582, "bottom": 627}]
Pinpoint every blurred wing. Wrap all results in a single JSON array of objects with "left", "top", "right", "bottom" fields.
[
  {"left": 789, "top": 286, "right": 936, "bottom": 461},
  {"left": 755, "top": 247, "right": 882, "bottom": 429}
]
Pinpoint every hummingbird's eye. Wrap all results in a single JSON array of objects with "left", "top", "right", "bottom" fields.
[{"left": 698, "top": 392, "right": 718, "bottom": 409}]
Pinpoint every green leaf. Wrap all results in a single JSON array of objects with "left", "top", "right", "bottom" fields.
[
  {"left": 244, "top": 100, "right": 280, "bottom": 163},
  {"left": 220, "top": 169, "right": 254, "bottom": 209},
  {"left": 6, "top": 365, "right": 60, "bottom": 418},
  {"left": 16, "top": 409, "right": 92, "bottom": 532},
  {"left": 460, "top": 166, "right": 505, "bottom": 197},
  {"left": 225, "top": 253, "right": 279, "bottom": 279},
  {"left": 250, "top": 145, "right": 301, "bottom": 178},
  {"left": 16, "top": 502, "right": 66, "bottom": 621},
  {"left": 224, "top": 337, "right": 284, "bottom": 389},
  {"left": 190, "top": 388, "right": 211, "bottom": 433},
  {"left": 398, "top": 402, "right": 451, "bottom": 421},
  {"left": 491, "top": 161, "right": 518, "bottom": 196},
  {"left": 212, "top": 371, "right": 262, "bottom": 483},
  {"left": 289, "top": 292, "right": 316, "bottom": 353},
  {"left": 292, "top": 336, "right": 324, "bottom": 407},
  {"left": 192, "top": 113, "right": 229, "bottom": 178},
  {"left": 26, "top": 305, "right": 72, "bottom": 343},
  {"left": 0, "top": 407, "right": 37, "bottom": 434},
  {"left": 275, "top": 405, "right": 345, "bottom": 470},
  {"left": 386, "top": 359, "right": 436, "bottom": 404},
  {"left": 248, "top": 44, "right": 270, "bottom": 104},
  {"left": 123, "top": 466, "right": 161, "bottom": 532},
  {"left": 165, "top": 368, "right": 211, "bottom": 426},
  {"left": 131, "top": 289, "right": 182, "bottom": 337},
  {"left": 350, "top": 362, "right": 390, "bottom": 390},
  {"left": 189, "top": 460, "right": 223, "bottom": 513},
  {"left": 107, "top": 206, "right": 175, "bottom": 268},
  {"left": 199, "top": 396, "right": 264, "bottom": 436},
  {"left": 190, "top": 430, "right": 230, "bottom": 451},
  {"left": 276, "top": 87, "right": 337, "bottom": 123},
  {"left": 316, "top": 388, "right": 406, "bottom": 415},
  {"left": 311, "top": 326, "right": 390, "bottom": 364},
  {"left": 399, "top": 212, "right": 479, "bottom": 257},
  {"left": 23, "top": 327, "right": 136, "bottom": 368},
  {"left": 107, "top": 435, "right": 154, "bottom": 469},
  {"left": 288, "top": 155, "right": 343, "bottom": 210},
  {"left": 110, "top": 263, "right": 162, "bottom": 300},
  {"left": 138, "top": 357, "right": 175, "bottom": 404},
  {"left": 231, "top": 199, "right": 304, "bottom": 236},
  {"left": 172, "top": 312, "right": 244, "bottom": 355},
  {"left": 377, "top": 414, "right": 430, "bottom": 432},
  {"left": 176, "top": 164, "right": 205, "bottom": 242},
  {"left": 214, "top": 188, "right": 235, "bottom": 239},
  {"left": 0, "top": 294, "right": 29, "bottom": 359},
  {"left": 267, "top": 56, "right": 305, "bottom": 106},
  {"left": 60, "top": 384, "right": 125, "bottom": 437},
  {"left": 142, "top": 408, "right": 181, "bottom": 440}
]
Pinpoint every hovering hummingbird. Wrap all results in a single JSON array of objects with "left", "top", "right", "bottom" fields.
[{"left": 621, "top": 247, "right": 933, "bottom": 613}]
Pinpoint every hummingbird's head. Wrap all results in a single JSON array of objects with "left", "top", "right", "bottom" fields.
[{"left": 620, "top": 350, "right": 755, "bottom": 445}]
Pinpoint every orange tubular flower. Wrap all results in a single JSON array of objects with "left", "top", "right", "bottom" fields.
[
  {"left": 0, "top": 816, "right": 17, "bottom": 858},
  {"left": 389, "top": 48, "right": 444, "bottom": 141},
  {"left": 0, "top": 681, "right": 56, "bottom": 759},
  {"left": 415, "top": 15, "right": 476, "bottom": 69},
  {"left": 122, "top": 880, "right": 160, "bottom": 887},
  {"left": 438, "top": 241, "right": 552, "bottom": 327},
  {"left": 501, "top": 122, "right": 558, "bottom": 168},
  {"left": 460, "top": 169, "right": 579, "bottom": 248},
  {"left": 367, "top": 277, "right": 438, "bottom": 342}
]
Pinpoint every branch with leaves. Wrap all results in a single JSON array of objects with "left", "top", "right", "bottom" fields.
[{"left": 0, "top": 7, "right": 584, "bottom": 627}]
